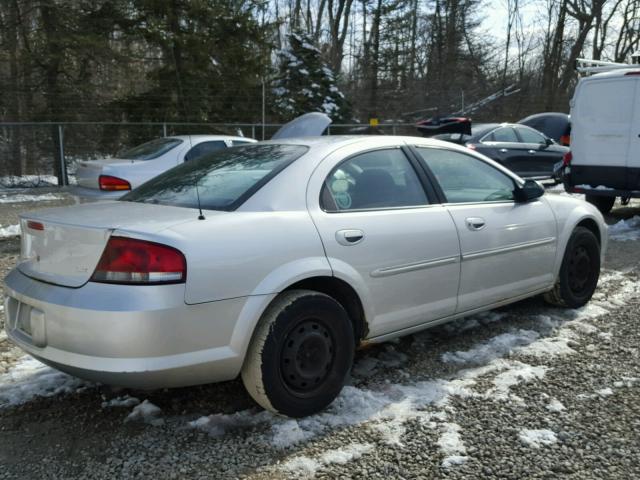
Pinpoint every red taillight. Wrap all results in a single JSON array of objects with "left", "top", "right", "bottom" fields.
[
  {"left": 559, "top": 134, "right": 570, "bottom": 146},
  {"left": 563, "top": 151, "right": 572, "bottom": 166},
  {"left": 99, "top": 175, "right": 131, "bottom": 191},
  {"left": 91, "top": 236, "right": 186, "bottom": 284},
  {"left": 466, "top": 143, "right": 477, "bottom": 150},
  {"left": 27, "top": 221, "right": 44, "bottom": 231},
  {"left": 625, "top": 71, "right": 640, "bottom": 76}
]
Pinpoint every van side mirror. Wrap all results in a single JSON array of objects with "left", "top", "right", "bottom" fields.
[{"left": 514, "top": 179, "right": 545, "bottom": 203}]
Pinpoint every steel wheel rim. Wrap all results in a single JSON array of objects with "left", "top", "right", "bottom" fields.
[
  {"left": 568, "top": 245, "right": 592, "bottom": 295},
  {"left": 280, "top": 319, "right": 335, "bottom": 395}
]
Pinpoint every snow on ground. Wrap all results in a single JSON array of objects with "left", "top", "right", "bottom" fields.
[
  {"left": 0, "top": 175, "right": 58, "bottom": 188},
  {"left": 101, "top": 395, "right": 140, "bottom": 408},
  {"left": 608, "top": 216, "right": 640, "bottom": 241},
  {"left": 519, "top": 429, "right": 558, "bottom": 448},
  {"left": 0, "top": 193, "right": 63, "bottom": 204},
  {"left": 441, "top": 329, "right": 539, "bottom": 365},
  {"left": 281, "top": 443, "right": 373, "bottom": 478},
  {"left": 437, "top": 422, "right": 468, "bottom": 468},
  {"left": 0, "top": 224, "right": 20, "bottom": 238},
  {"left": 125, "top": 399, "right": 163, "bottom": 426},
  {"left": 0, "top": 356, "right": 88, "bottom": 408},
  {"left": 546, "top": 398, "right": 566, "bottom": 412}
]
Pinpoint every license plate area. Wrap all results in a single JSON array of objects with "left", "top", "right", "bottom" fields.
[{"left": 4, "top": 296, "right": 46, "bottom": 347}]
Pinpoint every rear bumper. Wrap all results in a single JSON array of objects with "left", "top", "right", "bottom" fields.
[
  {"left": 67, "top": 186, "right": 126, "bottom": 200},
  {"left": 2, "top": 268, "right": 258, "bottom": 388}
]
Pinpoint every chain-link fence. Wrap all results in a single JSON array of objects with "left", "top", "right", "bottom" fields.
[{"left": 0, "top": 121, "right": 420, "bottom": 187}]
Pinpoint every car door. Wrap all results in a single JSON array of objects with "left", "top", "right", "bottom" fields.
[
  {"left": 413, "top": 146, "right": 557, "bottom": 313},
  {"left": 514, "top": 126, "right": 560, "bottom": 177},
  {"left": 307, "top": 144, "right": 461, "bottom": 338},
  {"left": 476, "top": 126, "right": 522, "bottom": 170}
]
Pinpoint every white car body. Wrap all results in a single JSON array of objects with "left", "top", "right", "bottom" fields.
[
  {"left": 4, "top": 136, "right": 606, "bottom": 392},
  {"left": 72, "top": 135, "right": 256, "bottom": 199}
]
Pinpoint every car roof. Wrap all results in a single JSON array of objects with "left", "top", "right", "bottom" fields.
[{"left": 169, "top": 135, "right": 256, "bottom": 142}]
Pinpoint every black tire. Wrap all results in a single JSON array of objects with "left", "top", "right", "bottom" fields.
[
  {"left": 241, "top": 289, "right": 354, "bottom": 417},
  {"left": 544, "top": 227, "right": 600, "bottom": 308},
  {"left": 585, "top": 194, "right": 615, "bottom": 214}
]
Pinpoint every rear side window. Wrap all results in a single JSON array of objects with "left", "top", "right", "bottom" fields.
[
  {"left": 184, "top": 141, "right": 227, "bottom": 162},
  {"left": 232, "top": 140, "right": 253, "bottom": 146},
  {"left": 122, "top": 144, "right": 308, "bottom": 211},
  {"left": 119, "top": 138, "right": 183, "bottom": 160},
  {"left": 484, "top": 127, "right": 518, "bottom": 143},
  {"left": 321, "top": 149, "right": 428, "bottom": 211},
  {"left": 417, "top": 148, "right": 515, "bottom": 203}
]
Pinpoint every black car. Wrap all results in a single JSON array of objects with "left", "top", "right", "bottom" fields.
[
  {"left": 434, "top": 123, "right": 569, "bottom": 180},
  {"left": 518, "top": 112, "right": 571, "bottom": 146}
]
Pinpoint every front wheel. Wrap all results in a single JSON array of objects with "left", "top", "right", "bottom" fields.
[
  {"left": 585, "top": 194, "right": 615, "bottom": 214},
  {"left": 241, "top": 290, "right": 354, "bottom": 417},
  {"left": 544, "top": 227, "right": 600, "bottom": 308}
]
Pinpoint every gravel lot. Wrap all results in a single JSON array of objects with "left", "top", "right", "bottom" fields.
[{"left": 0, "top": 188, "right": 639, "bottom": 479}]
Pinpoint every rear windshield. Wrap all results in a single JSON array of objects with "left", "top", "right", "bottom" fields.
[
  {"left": 119, "top": 138, "right": 183, "bottom": 160},
  {"left": 121, "top": 144, "right": 308, "bottom": 211}
]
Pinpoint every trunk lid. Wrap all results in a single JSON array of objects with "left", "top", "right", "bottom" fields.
[
  {"left": 17, "top": 201, "right": 200, "bottom": 287},
  {"left": 75, "top": 158, "right": 139, "bottom": 189}
]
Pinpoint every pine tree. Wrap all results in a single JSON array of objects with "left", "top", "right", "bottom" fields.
[{"left": 273, "top": 31, "right": 350, "bottom": 122}]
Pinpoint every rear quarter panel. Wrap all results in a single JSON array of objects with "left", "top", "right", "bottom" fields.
[{"left": 156, "top": 211, "right": 331, "bottom": 305}]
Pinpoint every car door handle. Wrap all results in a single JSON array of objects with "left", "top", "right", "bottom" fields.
[
  {"left": 336, "top": 229, "right": 364, "bottom": 246},
  {"left": 499, "top": 148, "right": 508, "bottom": 153},
  {"left": 465, "top": 217, "right": 486, "bottom": 231},
  {"left": 528, "top": 149, "right": 536, "bottom": 154}
]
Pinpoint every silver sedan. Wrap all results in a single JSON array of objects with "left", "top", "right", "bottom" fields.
[{"left": 3, "top": 136, "right": 607, "bottom": 417}]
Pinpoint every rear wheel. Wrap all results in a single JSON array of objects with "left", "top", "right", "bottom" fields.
[
  {"left": 544, "top": 227, "right": 600, "bottom": 308},
  {"left": 241, "top": 290, "right": 354, "bottom": 417},
  {"left": 585, "top": 194, "right": 615, "bottom": 214}
]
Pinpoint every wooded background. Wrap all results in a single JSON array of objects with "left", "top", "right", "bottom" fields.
[{"left": 0, "top": 0, "right": 639, "bottom": 177}]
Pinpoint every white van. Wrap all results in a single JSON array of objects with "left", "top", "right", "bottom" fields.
[{"left": 561, "top": 68, "right": 640, "bottom": 213}]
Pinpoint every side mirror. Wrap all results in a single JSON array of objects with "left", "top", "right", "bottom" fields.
[
  {"left": 514, "top": 179, "right": 545, "bottom": 203},
  {"left": 544, "top": 137, "right": 553, "bottom": 147}
]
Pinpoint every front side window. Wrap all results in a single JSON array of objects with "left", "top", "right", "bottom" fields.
[
  {"left": 118, "top": 138, "right": 183, "bottom": 160},
  {"left": 322, "top": 149, "right": 428, "bottom": 212},
  {"left": 516, "top": 127, "right": 547, "bottom": 144},
  {"left": 484, "top": 127, "right": 518, "bottom": 143},
  {"left": 122, "top": 144, "right": 308, "bottom": 211},
  {"left": 416, "top": 148, "right": 515, "bottom": 203}
]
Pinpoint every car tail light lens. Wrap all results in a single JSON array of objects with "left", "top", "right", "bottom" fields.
[
  {"left": 562, "top": 151, "right": 572, "bottom": 166},
  {"left": 91, "top": 236, "right": 186, "bottom": 284},
  {"left": 27, "top": 221, "right": 44, "bottom": 231},
  {"left": 466, "top": 143, "right": 477, "bottom": 150},
  {"left": 99, "top": 175, "right": 131, "bottom": 191},
  {"left": 559, "top": 134, "right": 570, "bottom": 146}
]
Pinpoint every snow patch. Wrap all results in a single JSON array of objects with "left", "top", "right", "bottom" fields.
[
  {"left": 101, "top": 395, "right": 140, "bottom": 408},
  {"left": 546, "top": 398, "right": 566, "bottom": 412},
  {"left": 596, "top": 387, "right": 614, "bottom": 396},
  {"left": 0, "top": 356, "right": 88, "bottom": 408},
  {"left": 519, "top": 428, "right": 558, "bottom": 448},
  {"left": 0, "top": 193, "right": 63, "bottom": 204},
  {"left": 441, "top": 329, "right": 539, "bottom": 365},
  {"left": 125, "top": 400, "right": 163, "bottom": 425},
  {"left": 0, "top": 224, "right": 20, "bottom": 238},
  {"left": 281, "top": 443, "right": 373, "bottom": 478},
  {"left": 609, "top": 216, "right": 640, "bottom": 242},
  {"left": 438, "top": 422, "right": 468, "bottom": 467}
]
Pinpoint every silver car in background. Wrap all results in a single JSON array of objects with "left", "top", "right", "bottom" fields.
[
  {"left": 73, "top": 135, "right": 256, "bottom": 199},
  {"left": 4, "top": 136, "right": 606, "bottom": 417}
]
